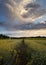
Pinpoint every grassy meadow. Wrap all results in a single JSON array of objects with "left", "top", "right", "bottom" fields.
[{"left": 0, "top": 38, "right": 46, "bottom": 65}]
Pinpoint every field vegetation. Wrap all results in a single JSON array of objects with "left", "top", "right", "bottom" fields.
[{"left": 0, "top": 38, "right": 46, "bottom": 65}]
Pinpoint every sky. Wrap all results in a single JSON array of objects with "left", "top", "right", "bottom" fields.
[{"left": 0, "top": 0, "right": 46, "bottom": 37}]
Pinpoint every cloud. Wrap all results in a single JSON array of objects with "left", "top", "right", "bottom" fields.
[
  {"left": 21, "top": 2, "right": 46, "bottom": 20},
  {"left": 0, "top": 29, "right": 46, "bottom": 37},
  {"left": 24, "top": 3, "right": 40, "bottom": 9},
  {"left": 3, "top": 21, "right": 46, "bottom": 31},
  {"left": 0, "top": 0, "right": 46, "bottom": 22},
  {"left": 0, "top": 0, "right": 46, "bottom": 32},
  {"left": 0, "top": 0, "right": 17, "bottom": 20},
  {"left": 40, "top": 21, "right": 46, "bottom": 24}
]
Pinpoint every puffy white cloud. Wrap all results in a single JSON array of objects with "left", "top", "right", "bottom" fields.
[{"left": 40, "top": 21, "right": 46, "bottom": 24}]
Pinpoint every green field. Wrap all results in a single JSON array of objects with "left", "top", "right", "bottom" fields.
[{"left": 0, "top": 38, "right": 46, "bottom": 65}]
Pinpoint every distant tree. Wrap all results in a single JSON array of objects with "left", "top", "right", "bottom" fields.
[{"left": 0, "top": 34, "right": 9, "bottom": 39}]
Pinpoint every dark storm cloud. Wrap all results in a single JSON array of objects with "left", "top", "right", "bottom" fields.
[
  {"left": 0, "top": 0, "right": 46, "bottom": 31},
  {"left": 5, "top": 21, "right": 46, "bottom": 31},
  {"left": 31, "top": 23, "right": 46, "bottom": 30},
  {"left": 0, "top": 22, "right": 3, "bottom": 26},
  {"left": 0, "top": 21, "right": 9, "bottom": 28},
  {"left": 0, "top": 0, "right": 23, "bottom": 30},
  {"left": 24, "top": 3, "right": 40, "bottom": 10},
  {"left": 22, "top": 1, "right": 46, "bottom": 19}
]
